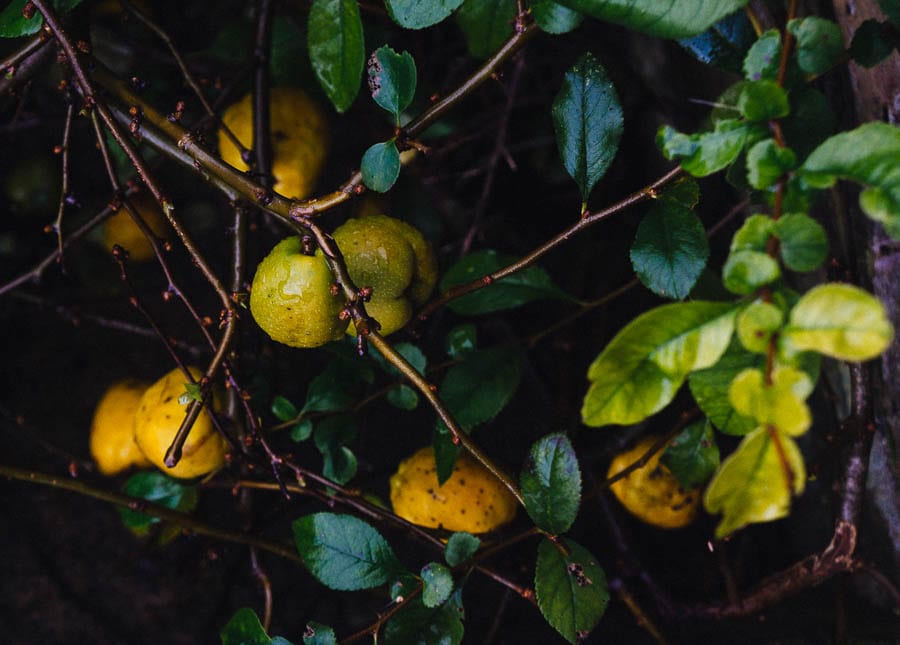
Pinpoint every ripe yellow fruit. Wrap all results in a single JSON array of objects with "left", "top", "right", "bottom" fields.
[
  {"left": 218, "top": 87, "right": 329, "bottom": 200},
  {"left": 89, "top": 379, "right": 153, "bottom": 475},
  {"left": 333, "top": 214, "right": 438, "bottom": 336},
  {"left": 607, "top": 435, "right": 700, "bottom": 529},
  {"left": 390, "top": 446, "right": 517, "bottom": 533},
  {"left": 133, "top": 366, "right": 228, "bottom": 479},
  {"left": 250, "top": 237, "right": 349, "bottom": 347},
  {"left": 101, "top": 191, "right": 168, "bottom": 262}
]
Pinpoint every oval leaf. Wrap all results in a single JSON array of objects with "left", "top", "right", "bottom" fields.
[
  {"left": 552, "top": 52, "right": 623, "bottom": 204},
  {"left": 782, "top": 283, "right": 894, "bottom": 361},
  {"left": 385, "top": 0, "right": 465, "bottom": 29},
  {"left": 581, "top": 301, "right": 738, "bottom": 427},
  {"left": 361, "top": 140, "right": 401, "bottom": 193},
  {"left": 521, "top": 433, "right": 582, "bottom": 534},
  {"left": 801, "top": 122, "right": 900, "bottom": 237},
  {"left": 775, "top": 213, "right": 828, "bottom": 272},
  {"left": 704, "top": 427, "right": 806, "bottom": 538},
  {"left": 532, "top": 0, "right": 584, "bottom": 34},
  {"left": 119, "top": 472, "right": 198, "bottom": 535},
  {"left": 534, "top": 538, "right": 609, "bottom": 644},
  {"left": 551, "top": 0, "right": 745, "bottom": 38},
  {"left": 440, "top": 249, "right": 569, "bottom": 315},
  {"left": 657, "top": 119, "right": 763, "bottom": 177},
  {"left": 308, "top": 0, "right": 365, "bottom": 113},
  {"left": 383, "top": 591, "right": 465, "bottom": 645},
  {"left": 221, "top": 607, "right": 293, "bottom": 645},
  {"left": 367, "top": 46, "right": 417, "bottom": 120},
  {"left": 630, "top": 199, "right": 709, "bottom": 300},
  {"left": 729, "top": 366, "right": 813, "bottom": 437},
  {"left": 787, "top": 17, "right": 844, "bottom": 76},
  {"left": 661, "top": 420, "right": 720, "bottom": 489},
  {"left": 420, "top": 562, "right": 454, "bottom": 608},
  {"left": 444, "top": 532, "right": 481, "bottom": 566},
  {"left": 303, "top": 621, "right": 337, "bottom": 645},
  {"left": 743, "top": 29, "right": 782, "bottom": 81},
  {"left": 292, "top": 513, "right": 401, "bottom": 590},
  {"left": 455, "top": 0, "right": 516, "bottom": 58}
]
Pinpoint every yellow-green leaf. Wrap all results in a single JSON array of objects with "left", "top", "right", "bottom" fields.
[
  {"left": 782, "top": 283, "right": 894, "bottom": 361},
  {"left": 728, "top": 366, "right": 813, "bottom": 436},
  {"left": 736, "top": 300, "right": 783, "bottom": 354},
  {"left": 582, "top": 302, "right": 737, "bottom": 426},
  {"left": 704, "top": 427, "right": 806, "bottom": 538}
]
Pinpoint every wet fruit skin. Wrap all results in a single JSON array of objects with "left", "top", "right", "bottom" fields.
[
  {"left": 133, "top": 366, "right": 228, "bottom": 479},
  {"left": 607, "top": 435, "right": 700, "bottom": 529},
  {"left": 218, "top": 87, "right": 328, "bottom": 200},
  {"left": 333, "top": 214, "right": 438, "bottom": 336},
  {"left": 390, "top": 446, "right": 517, "bottom": 533},
  {"left": 101, "top": 191, "right": 169, "bottom": 262},
  {"left": 249, "top": 237, "right": 349, "bottom": 347},
  {"left": 89, "top": 379, "right": 153, "bottom": 475}
]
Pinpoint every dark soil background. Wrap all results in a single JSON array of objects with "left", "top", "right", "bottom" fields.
[{"left": 1, "top": 1, "right": 898, "bottom": 643}]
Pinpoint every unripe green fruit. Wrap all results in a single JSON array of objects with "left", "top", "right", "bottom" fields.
[
  {"left": 250, "top": 237, "right": 349, "bottom": 347},
  {"left": 333, "top": 214, "right": 437, "bottom": 336}
]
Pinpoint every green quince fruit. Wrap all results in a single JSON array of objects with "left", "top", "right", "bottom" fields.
[
  {"left": 250, "top": 237, "right": 349, "bottom": 347},
  {"left": 333, "top": 214, "right": 437, "bottom": 335}
]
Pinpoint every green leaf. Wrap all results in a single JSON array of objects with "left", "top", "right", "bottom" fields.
[
  {"left": 302, "top": 354, "right": 372, "bottom": 414},
  {"left": 308, "top": 0, "right": 365, "bottom": 113},
  {"left": 657, "top": 119, "right": 763, "bottom": 177},
  {"left": 444, "top": 324, "right": 477, "bottom": 358},
  {"left": 775, "top": 213, "right": 828, "bottom": 272},
  {"left": 0, "top": 0, "right": 84, "bottom": 38},
  {"left": 303, "top": 621, "right": 337, "bottom": 645},
  {"left": 439, "top": 347, "right": 523, "bottom": 431},
  {"left": 314, "top": 415, "right": 358, "bottom": 484},
  {"left": 534, "top": 538, "right": 609, "bottom": 643},
  {"left": 383, "top": 591, "right": 465, "bottom": 645},
  {"left": 271, "top": 395, "right": 298, "bottom": 422},
  {"left": 550, "top": 0, "right": 746, "bottom": 38},
  {"left": 782, "top": 283, "right": 894, "bottom": 361},
  {"left": 520, "top": 433, "right": 582, "bottom": 534},
  {"left": 801, "top": 122, "right": 900, "bottom": 237},
  {"left": 787, "top": 17, "right": 844, "bottom": 76},
  {"left": 729, "top": 366, "right": 813, "bottom": 436},
  {"left": 780, "top": 87, "right": 836, "bottom": 158},
  {"left": 582, "top": 301, "right": 738, "bottom": 427},
  {"left": 738, "top": 80, "right": 790, "bottom": 121},
  {"left": 444, "top": 532, "right": 481, "bottom": 566},
  {"left": 689, "top": 341, "right": 761, "bottom": 436},
  {"left": 367, "top": 46, "right": 417, "bottom": 121},
  {"left": 678, "top": 11, "right": 756, "bottom": 74},
  {"left": 387, "top": 385, "right": 420, "bottom": 410},
  {"left": 722, "top": 249, "right": 781, "bottom": 295},
  {"left": 434, "top": 347, "right": 523, "bottom": 482},
  {"left": 743, "top": 29, "right": 782, "bottom": 80},
  {"left": 455, "top": 0, "right": 516, "bottom": 59},
  {"left": 385, "top": 0, "right": 465, "bottom": 29},
  {"left": 552, "top": 52, "right": 624, "bottom": 204},
  {"left": 849, "top": 19, "right": 900, "bottom": 68},
  {"left": 731, "top": 213, "right": 776, "bottom": 252},
  {"left": 180, "top": 381, "right": 204, "bottom": 405},
  {"left": 221, "top": 607, "right": 293, "bottom": 645},
  {"left": 420, "top": 562, "right": 454, "bottom": 608},
  {"left": 440, "top": 249, "right": 569, "bottom": 315},
  {"left": 119, "top": 472, "right": 198, "bottom": 536},
  {"left": 746, "top": 139, "right": 797, "bottom": 190},
  {"left": 704, "top": 426, "right": 806, "bottom": 538},
  {"left": 293, "top": 513, "right": 402, "bottom": 590},
  {"left": 292, "top": 418, "right": 314, "bottom": 442},
  {"left": 532, "top": 0, "right": 584, "bottom": 35},
  {"left": 736, "top": 300, "right": 784, "bottom": 354},
  {"left": 661, "top": 420, "right": 720, "bottom": 489},
  {"left": 630, "top": 197, "right": 709, "bottom": 300},
  {"left": 361, "top": 140, "right": 401, "bottom": 193}
]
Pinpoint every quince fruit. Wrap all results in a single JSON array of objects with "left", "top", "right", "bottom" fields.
[
  {"left": 101, "top": 191, "right": 169, "bottom": 262},
  {"left": 390, "top": 446, "right": 517, "bottom": 533},
  {"left": 90, "top": 379, "right": 153, "bottom": 475},
  {"left": 333, "top": 214, "right": 437, "bottom": 336},
  {"left": 607, "top": 435, "right": 700, "bottom": 529},
  {"left": 250, "top": 237, "right": 348, "bottom": 347},
  {"left": 218, "top": 87, "right": 328, "bottom": 200},
  {"left": 133, "top": 366, "right": 228, "bottom": 479}
]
